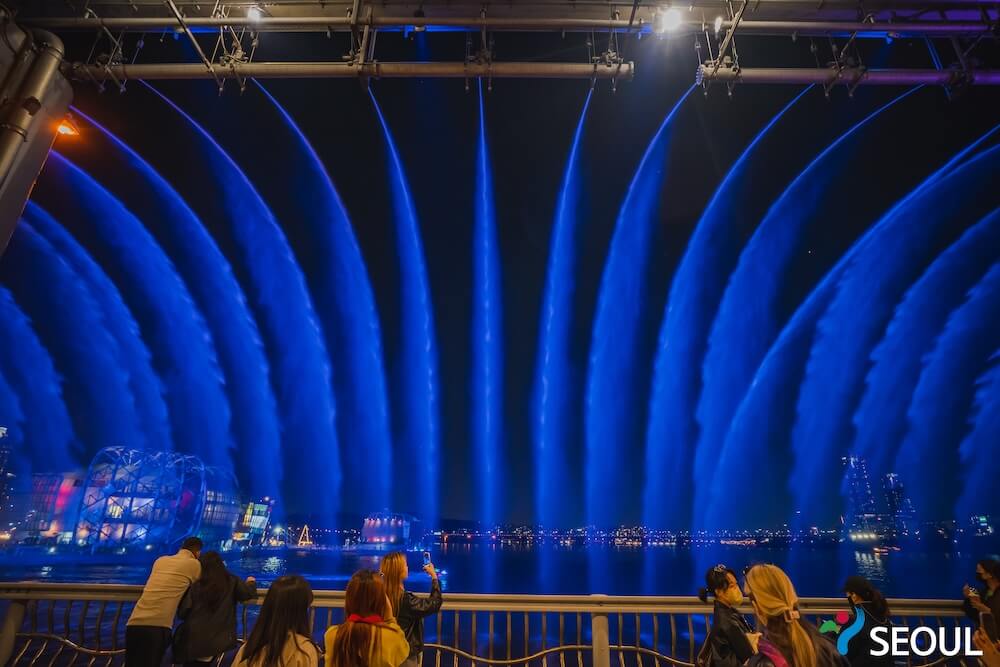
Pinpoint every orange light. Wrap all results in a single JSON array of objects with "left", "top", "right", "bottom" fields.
[{"left": 57, "top": 120, "right": 79, "bottom": 136}]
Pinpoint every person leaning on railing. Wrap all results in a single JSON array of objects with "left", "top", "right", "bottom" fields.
[
  {"left": 838, "top": 576, "right": 892, "bottom": 667},
  {"left": 172, "top": 550, "right": 257, "bottom": 666},
  {"left": 963, "top": 558, "right": 1000, "bottom": 626},
  {"left": 380, "top": 552, "right": 443, "bottom": 667},
  {"left": 125, "top": 536, "right": 203, "bottom": 667},
  {"left": 696, "top": 564, "right": 758, "bottom": 667},
  {"left": 324, "top": 569, "right": 409, "bottom": 667}
]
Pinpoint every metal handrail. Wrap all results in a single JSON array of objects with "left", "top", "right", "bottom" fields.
[{"left": 0, "top": 583, "right": 971, "bottom": 667}]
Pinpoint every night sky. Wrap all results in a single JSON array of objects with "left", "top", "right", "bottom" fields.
[{"left": 11, "top": 26, "right": 1000, "bottom": 527}]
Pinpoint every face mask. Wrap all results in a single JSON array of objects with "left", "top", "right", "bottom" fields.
[
  {"left": 723, "top": 588, "right": 744, "bottom": 606},
  {"left": 977, "top": 573, "right": 987, "bottom": 583}
]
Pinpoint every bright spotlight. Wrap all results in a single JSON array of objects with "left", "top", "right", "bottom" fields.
[
  {"left": 56, "top": 117, "right": 79, "bottom": 137},
  {"left": 247, "top": 5, "right": 264, "bottom": 22},
  {"left": 714, "top": 15, "right": 724, "bottom": 35},
  {"left": 654, "top": 8, "right": 683, "bottom": 34}
]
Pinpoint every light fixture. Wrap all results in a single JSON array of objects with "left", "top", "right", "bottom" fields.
[
  {"left": 654, "top": 7, "right": 683, "bottom": 34},
  {"left": 413, "top": 7, "right": 426, "bottom": 33},
  {"left": 56, "top": 116, "right": 79, "bottom": 137},
  {"left": 714, "top": 15, "right": 724, "bottom": 35}
]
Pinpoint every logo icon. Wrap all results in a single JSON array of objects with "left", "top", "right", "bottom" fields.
[{"left": 836, "top": 607, "right": 867, "bottom": 655}]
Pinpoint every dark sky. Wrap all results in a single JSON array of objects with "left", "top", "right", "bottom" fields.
[{"left": 37, "top": 26, "right": 1000, "bottom": 525}]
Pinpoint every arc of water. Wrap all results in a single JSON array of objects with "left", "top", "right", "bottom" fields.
[
  {"left": 36, "top": 153, "right": 234, "bottom": 474},
  {"left": 585, "top": 86, "right": 695, "bottom": 529},
  {"left": 644, "top": 86, "right": 811, "bottom": 531},
  {"left": 64, "top": 106, "right": 281, "bottom": 499},
  {"left": 253, "top": 81, "right": 392, "bottom": 513},
  {"left": 473, "top": 80, "right": 504, "bottom": 529},
  {"left": 533, "top": 89, "right": 592, "bottom": 530},
  {"left": 694, "top": 87, "right": 920, "bottom": 529},
  {"left": 956, "top": 345, "right": 1000, "bottom": 522},
  {"left": 1, "top": 223, "right": 142, "bottom": 461},
  {"left": 24, "top": 202, "right": 172, "bottom": 454},
  {"left": 851, "top": 207, "right": 1000, "bottom": 481},
  {"left": 370, "top": 89, "right": 440, "bottom": 529},
  {"left": 141, "top": 82, "right": 339, "bottom": 522}
]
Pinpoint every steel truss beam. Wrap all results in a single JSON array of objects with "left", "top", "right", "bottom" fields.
[{"left": 698, "top": 65, "right": 1000, "bottom": 86}]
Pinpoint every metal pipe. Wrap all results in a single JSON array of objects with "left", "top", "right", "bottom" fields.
[
  {"left": 66, "top": 60, "right": 635, "bottom": 80},
  {"left": 163, "top": 0, "right": 221, "bottom": 86},
  {"left": 697, "top": 65, "right": 1000, "bottom": 85},
  {"left": 23, "top": 15, "right": 996, "bottom": 37},
  {"left": 0, "top": 29, "right": 65, "bottom": 189}
]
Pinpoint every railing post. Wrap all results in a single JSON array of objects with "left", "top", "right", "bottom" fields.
[
  {"left": 591, "top": 595, "right": 610, "bottom": 667},
  {"left": 0, "top": 599, "right": 27, "bottom": 665}
]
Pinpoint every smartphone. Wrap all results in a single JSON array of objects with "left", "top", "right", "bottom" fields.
[
  {"left": 422, "top": 551, "right": 431, "bottom": 566},
  {"left": 983, "top": 612, "right": 999, "bottom": 644}
]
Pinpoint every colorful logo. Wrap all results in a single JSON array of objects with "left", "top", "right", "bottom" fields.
[{"left": 836, "top": 607, "right": 867, "bottom": 655}]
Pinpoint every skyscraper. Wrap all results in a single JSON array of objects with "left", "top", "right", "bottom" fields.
[
  {"left": 842, "top": 456, "right": 879, "bottom": 537},
  {"left": 882, "top": 473, "right": 916, "bottom": 537}
]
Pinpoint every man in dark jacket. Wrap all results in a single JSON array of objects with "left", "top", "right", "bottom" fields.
[{"left": 396, "top": 562, "right": 444, "bottom": 667}]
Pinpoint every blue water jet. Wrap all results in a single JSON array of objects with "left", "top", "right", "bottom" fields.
[
  {"left": 473, "top": 81, "right": 503, "bottom": 528},
  {"left": 694, "top": 88, "right": 919, "bottom": 529},
  {"left": 0, "top": 286, "right": 74, "bottom": 474},
  {"left": 791, "top": 148, "right": 1000, "bottom": 529},
  {"left": 532, "top": 90, "right": 592, "bottom": 529},
  {"left": 850, "top": 208, "right": 1000, "bottom": 482},
  {"left": 252, "top": 81, "right": 392, "bottom": 512},
  {"left": 0, "top": 369, "right": 26, "bottom": 488},
  {"left": 705, "top": 127, "right": 1000, "bottom": 532},
  {"left": 142, "top": 83, "right": 339, "bottom": 522},
  {"left": 585, "top": 86, "right": 694, "bottom": 528},
  {"left": 34, "top": 153, "right": 233, "bottom": 474},
  {"left": 643, "top": 86, "right": 811, "bottom": 531},
  {"left": 370, "top": 89, "right": 440, "bottom": 528},
  {"left": 957, "top": 345, "right": 1000, "bottom": 522},
  {"left": 65, "top": 106, "right": 282, "bottom": 500},
  {"left": 1, "top": 223, "right": 142, "bottom": 461},
  {"left": 23, "top": 203, "right": 172, "bottom": 454}
]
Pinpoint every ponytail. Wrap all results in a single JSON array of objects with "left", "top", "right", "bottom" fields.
[{"left": 788, "top": 619, "right": 817, "bottom": 667}]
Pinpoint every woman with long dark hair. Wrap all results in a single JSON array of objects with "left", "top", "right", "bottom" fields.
[
  {"left": 697, "top": 564, "right": 757, "bottom": 667},
  {"left": 380, "top": 552, "right": 443, "bottom": 667},
  {"left": 324, "top": 569, "right": 409, "bottom": 667},
  {"left": 233, "top": 575, "right": 319, "bottom": 667},
  {"left": 840, "top": 576, "right": 892, "bottom": 667},
  {"left": 172, "top": 551, "right": 257, "bottom": 666}
]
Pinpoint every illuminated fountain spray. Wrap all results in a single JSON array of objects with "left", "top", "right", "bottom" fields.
[
  {"left": 370, "top": 90, "right": 440, "bottom": 529},
  {"left": 24, "top": 202, "right": 171, "bottom": 454},
  {"left": 473, "top": 80, "right": 503, "bottom": 529},
  {"left": 0, "top": 222, "right": 141, "bottom": 462},
  {"left": 64, "top": 107, "right": 281, "bottom": 498},
  {"left": 644, "top": 87, "right": 810, "bottom": 531},
  {"left": 142, "top": 84, "right": 339, "bottom": 524},
  {"left": 585, "top": 86, "right": 694, "bottom": 529},
  {"left": 35, "top": 153, "right": 234, "bottom": 475},
  {"left": 533, "top": 90, "right": 592, "bottom": 529},
  {"left": 253, "top": 81, "right": 392, "bottom": 511}
]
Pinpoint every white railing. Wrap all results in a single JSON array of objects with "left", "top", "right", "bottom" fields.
[{"left": 0, "top": 583, "right": 970, "bottom": 667}]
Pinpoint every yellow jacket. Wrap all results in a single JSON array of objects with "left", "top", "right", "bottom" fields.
[{"left": 324, "top": 617, "right": 409, "bottom": 667}]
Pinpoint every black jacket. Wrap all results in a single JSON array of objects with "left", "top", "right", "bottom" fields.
[
  {"left": 172, "top": 574, "right": 257, "bottom": 662},
  {"left": 704, "top": 600, "right": 756, "bottom": 667},
  {"left": 842, "top": 602, "right": 892, "bottom": 667},
  {"left": 396, "top": 579, "right": 443, "bottom": 659}
]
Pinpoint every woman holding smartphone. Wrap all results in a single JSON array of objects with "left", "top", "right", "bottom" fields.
[{"left": 379, "top": 551, "right": 443, "bottom": 667}]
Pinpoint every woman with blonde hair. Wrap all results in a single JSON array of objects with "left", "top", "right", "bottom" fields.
[
  {"left": 743, "top": 564, "right": 845, "bottom": 667},
  {"left": 325, "top": 569, "right": 409, "bottom": 667},
  {"left": 379, "top": 552, "right": 443, "bottom": 667}
]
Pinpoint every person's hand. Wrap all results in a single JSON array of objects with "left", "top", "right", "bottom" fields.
[
  {"left": 746, "top": 632, "right": 762, "bottom": 653},
  {"left": 972, "top": 597, "right": 991, "bottom": 613},
  {"left": 246, "top": 576, "right": 256, "bottom": 584},
  {"left": 964, "top": 584, "right": 976, "bottom": 598},
  {"left": 423, "top": 563, "right": 438, "bottom": 580},
  {"left": 974, "top": 629, "right": 1000, "bottom": 667}
]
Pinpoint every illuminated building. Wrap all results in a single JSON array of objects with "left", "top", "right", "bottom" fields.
[
  {"left": 842, "top": 456, "right": 881, "bottom": 539},
  {"left": 21, "top": 471, "right": 85, "bottom": 543},
  {"left": 882, "top": 473, "right": 917, "bottom": 537},
  {"left": 233, "top": 497, "right": 274, "bottom": 547},
  {"left": 74, "top": 447, "right": 240, "bottom": 551},
  {"left": 361, "top": 512, "right": 414, "bottom": 546}
]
